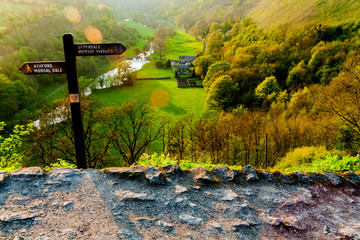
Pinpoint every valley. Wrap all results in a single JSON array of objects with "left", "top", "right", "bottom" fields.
[{"left": 0, "top": 0, "right": 359, "bottom": 175}]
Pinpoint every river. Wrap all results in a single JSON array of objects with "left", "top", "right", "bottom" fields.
[{"left": 82, "top": 51, "right": 152, "bottom": 95}]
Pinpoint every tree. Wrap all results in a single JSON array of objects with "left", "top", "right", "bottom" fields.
[
  {"left": 275, "top": 23, "right": 290, "bottom": 42},
  {"left": 0, "top": 122, "right": 33, "bottom": 170},
  {"left": 134, "top": 48, "right": 141, "bottom": 56},
  {"left": 317, "top": 52, "right": 360, "bottom": 146},
  {"left": 193, "top": 55, "right": 214, "bottom": 80},
  {"left": 152, "top": 37, "right": 168, "bottom": 60},
  {"left": 24, "top": 97, "right": 114, "bottom": 168},
  {"left": 191, "top": 20, "right": 209, "bottom": 38},
  {"left": 113, "top": 61, "right": 137, "bottom": 86},
  {"left": 203, "top": 61, "right": 231, "bottom": 92},
  {"left": 155, "top": 60, "right": 164, "bottom": 69},
  {"left": 167, "top": 116, "right": 192, "bottom": 161},
  {"left": 255, "top": 76, "right": 280, "bottom": 101},
  {"left": 153, "top": 26, "right": 176, "bottom": 40},
  {"left": 0, "top": 73, "right": 19, "bottom": 121},
  {"left": 206, "top": 75, "right": 239, "bottom": 111},
  {"left": 107, "top": 98, "right": 163, "bottom": 166},
  {"left": 165, "top": 59, "right": 172, "bottom": 69},
  {"left": 152, "top": 26, "right": 175, "bottom": 60},
  {"left": 286, "top": 60, "right": 310, "bottom": 89},
  {"left": 98, "top": 76, "right": 105, "bottom": 89},
  {"left": 79, "top": 76, "right": 96, "bottom": 94}
]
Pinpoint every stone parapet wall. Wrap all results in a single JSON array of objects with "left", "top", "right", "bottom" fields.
[{"left": 0, "top": 166, "right": 359, "bottom": 239}]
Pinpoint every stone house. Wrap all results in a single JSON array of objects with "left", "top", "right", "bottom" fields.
[
  {"left": 178, "top": 56, "right": 196, "bottom": 64},
  {"left": 173, "top": 64, "right": 189, "bottom": 75}
]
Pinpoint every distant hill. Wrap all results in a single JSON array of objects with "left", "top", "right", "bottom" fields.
[
  {"left": 248, "top": 0, "right": 360, "bottom": 29},
  {"left": 157, "top": 0, "right": 360, "bottom": 32}
]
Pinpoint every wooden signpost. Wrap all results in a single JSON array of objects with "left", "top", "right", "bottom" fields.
[{"left": 19, "top": 33, "right": 127, "bottom": 169}]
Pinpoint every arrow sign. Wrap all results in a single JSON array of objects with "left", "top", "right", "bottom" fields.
[
  {"left": 19, "top": 61, "right": 66, "bottom": 75},
  {"left": 74, "top": 43, "right": 127, "bottom": 56}
]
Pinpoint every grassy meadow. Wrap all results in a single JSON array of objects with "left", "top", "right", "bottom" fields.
[
  {"left": 93, "top": 28, "right": 205, "bottom": 117},
  {"left": 119, "top": 20, "right": 155, "bottom": 57},
  {"left": 150, "top": 28, "right": 203, "bottom": 60},
  {"left": 92, "top": 61, "right": 206, "bottom": 118}
]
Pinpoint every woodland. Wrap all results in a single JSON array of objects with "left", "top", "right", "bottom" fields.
[{"left": 1, "top": 0, "right": 360, "bottom": 173}]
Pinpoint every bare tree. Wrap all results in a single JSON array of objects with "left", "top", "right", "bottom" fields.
[
  {"left": 107, "top": 98, "right": 163, "bottom": 166},
  {"left": 24, "top": 96, "right": 114, "bottom": 168},
  {"left": 317, "top": 52, "right": 360, "bottom": 144},
  {"left": 152, "top": 37, "right": 168, "bottom": 60}
]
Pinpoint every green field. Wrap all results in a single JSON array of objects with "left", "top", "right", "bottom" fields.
[
  {"left": 119, "top": 20, "right": 155, "bottom": 38},
  {"left": 151, "top": 28, "right": 203, "bottom": 60},
  {"left": 92, "top": 61, "right": 205, "bottom": 118},
  {"left": 119, "top": 20, "right": 156, "bottom": 57}
]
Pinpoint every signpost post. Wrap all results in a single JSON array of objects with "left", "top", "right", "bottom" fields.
[{"left": 19, "top": 33, "right": 127, "bottom": 169}]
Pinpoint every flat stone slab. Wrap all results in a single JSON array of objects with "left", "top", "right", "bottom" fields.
[
  {"left": 10, "top": 167, "right": 44, "bottom": 179},
  {"left": 179, "top": 214, "right": 204, "bottom": 225}
]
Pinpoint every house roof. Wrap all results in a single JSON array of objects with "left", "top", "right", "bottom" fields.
[
  {"left": 173, "top": 64, "right": 189, "bottom": 69},
  {"left": 179, "top": 56, "right": 196, "bottom": 61}
]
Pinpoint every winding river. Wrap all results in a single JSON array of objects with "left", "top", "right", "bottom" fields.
[{"left": 82, "top": 51, "right": 152, "bottom": 95}]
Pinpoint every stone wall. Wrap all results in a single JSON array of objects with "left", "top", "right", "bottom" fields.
[{"left": 0, "top": 166, "right": 359, "bottom": 239}]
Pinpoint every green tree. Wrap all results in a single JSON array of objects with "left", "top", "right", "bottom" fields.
[
  {"left": 203, "top": 61, "right": 231, "bottom": 92},
  {"left": 167, "top": 116, "right": 192, "bottom": 161},
  {"left": 255, "top": 76, "right": 280, "bottom": 101},
  {"left": 286, "top": 60, "right": 310, "bottom": 89},
  {"left": 193, "top": 55, "right": 214, "bottom": 80},
  {"left": 0, "top": 122, "right": 33, "bottom": 171},
  {"left": 206, "top": 75, "right": 239, "bottom": 110},
  {"left": 0, "top": 73, "right": 19, "bottom": 121}
]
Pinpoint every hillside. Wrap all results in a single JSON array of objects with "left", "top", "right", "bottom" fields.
[
  {"left": 248, "top": 0, "right": 360, "bottom": 29},
  {"left": 0, "top": 166, "right": 359, "bottom": 239},
  {"left": 157, "top": 0, "right": 360, "bottom": 33}
]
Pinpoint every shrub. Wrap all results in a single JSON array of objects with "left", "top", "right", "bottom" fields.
[
  {"left": 135, "top": 153, "right": 243, "bottom": 171},
  {"left": 0, "top": 122, "right": 33, "bottom": 172},
  {"left": 155, "top": 60, "right": 164, "bottom": 68},
  {"left": 273, "top": 146, "right": 360, "bottom": 173},
  {"left": 44, "top": 159, "right": 76, "bottom": 170},
  {"left": 304, "top": 154, "right": 360, "bottom": 173},
  {"left": 136, "top": 153, "right": 177, "bottom": 167},
  {"left": 273, "top": 146, "right": 330, "bottom": 172}
]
